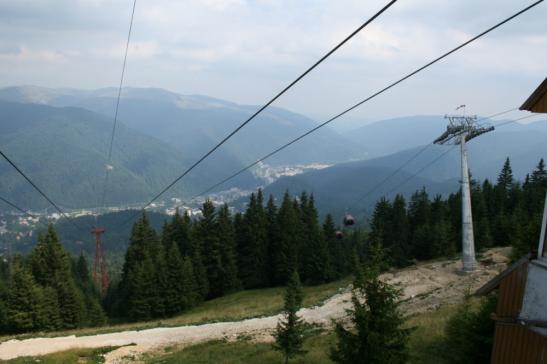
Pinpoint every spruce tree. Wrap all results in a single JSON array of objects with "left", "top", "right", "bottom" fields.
[
  {"left": 497, "top": 157, "right": 514, "bottom": 193},
  {"left": 181, "top": 256, "right": 199, "bottom": 308},
  {"left": 324, "top": 213, "right": 344, "bottom": 279},
  {"left": 389, "top": 195, "right": 410, "bottom": 267},
  {"left": 196, "top": 200, "right": 225, "bottom": 298},
  {"left": 266, "top": 195, "right": 281, "bottom": 283},
  {"left": 531, "top": 158, "right": 547, "bottom": 186},
  {"left": 300, "top": 194, "right": 330, "bottom": 284},
  {"left": 217, "top": 204, "right": 240, "bottom": 293},
  {"left": 6, "top": 262, "right": 41, "bottom": 332},
  {"left": 35, "top": 286, "right": 62, "bottom": 331},
  {"left": 30, "top": 225, "right": 86, "bottom": 329},
  {"left": 273, "top": 191, "right": 301, "bottom": 285},
  {"left": 164, "top": 242, "right": 187, "bottom": 315},
  {"left": 238, "top": 191, "right": 269, "bottom": 288},
  {"left": 331, "top": 248, "right": 410, "bottom": 364},
  {"left": 274, "top": 271, "right": 307, "bottom": 364}
]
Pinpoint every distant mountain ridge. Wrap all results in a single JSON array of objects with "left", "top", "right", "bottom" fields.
[
  {"left": 0, "top": 86, "right": 366, "bottom": 167},
  {"left": 0, "top": 99, "right": 225, "bottom": 210},
  {"left": 0, "top": 86, "right": 544, "bottom": 214}
]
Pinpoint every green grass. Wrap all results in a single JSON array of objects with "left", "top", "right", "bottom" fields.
[
  {"left": 147, "top": 334, "right": 336, "bottom": 364},
  {"left": 3, "top": 346, "right": 119, "bottom": 364},
  {"left": 0, "top": 278, "right": 351, "bottom": 343},
  {"left": 145, "top": 304, "right": 460, "bottom": 364},
  {"left": 406, "top": 304, "right": 458, "bottom": 364}
]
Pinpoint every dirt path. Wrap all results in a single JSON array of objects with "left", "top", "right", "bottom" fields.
[{"left": 0, "top": 248, "right": 509, "bottom": 363}]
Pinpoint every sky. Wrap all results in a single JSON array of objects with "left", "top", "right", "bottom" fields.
[{"left": 0, "top": 0, "right": 546, "bottom": 128}]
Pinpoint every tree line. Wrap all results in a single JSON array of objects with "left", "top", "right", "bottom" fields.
[
  {"left": 369, "top": 158, "right": 546, "bottom": 267},
  {"left": 0, "top": 226, "right": 106, "bottom": 333},
  {"left": 105, "top": 190, "right": 357, "bottom": 321}
]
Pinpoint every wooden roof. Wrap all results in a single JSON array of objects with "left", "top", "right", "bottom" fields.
[
  {"left": 520, "top": 78, "right": 547, "bottom": 113},
  {"left": 475, "top": 255, "right": 531, "bottom": 296}
]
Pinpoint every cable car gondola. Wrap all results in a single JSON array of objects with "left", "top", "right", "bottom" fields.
[
  {"left": 335, "top": 230, "right": 344, "bottom": 240},
  {"left": 343, "top": 213, "right": 355, "bottom": 227}
]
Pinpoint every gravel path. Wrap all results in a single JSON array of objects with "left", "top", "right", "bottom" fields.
[{"left": 0, "top": 248, "right": 509, "bottom": 363}]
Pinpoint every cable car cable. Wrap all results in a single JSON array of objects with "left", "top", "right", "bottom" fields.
[
  {"left": 0, "top": 150, "right": 86, "bottom": 232},
  {"left": 0, "top": 195, "right": 38, "bottom": 219},
  {"left": 381, "top": 113, "right": 543, "bottom": 199},
  {"left": 162, "top": 1, "right": 542, "bottom": 213},
  {"left": 352, "top": 107, "right": 519, "bottom": 205},
  {"left": 131, "top": 0, "right": 399, "bottom": 214},
  {"left": 99, "top": 0, "right": 138, "bottom": 210}
]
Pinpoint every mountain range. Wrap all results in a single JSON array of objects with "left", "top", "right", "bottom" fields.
[{"left": 0, "top": 85, "right": 545, "bottom": 213}]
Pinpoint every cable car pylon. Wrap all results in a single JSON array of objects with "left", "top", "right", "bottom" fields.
[
  {"left": 91, "top": 226, "right": 109, "bottom": 294},
  {"left": 433, "top": 106, "right": 494, "bottom": 272}
]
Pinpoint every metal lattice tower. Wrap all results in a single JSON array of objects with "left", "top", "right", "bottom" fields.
[
  {"left": 92, "top": 227, "right": 109, "bottom": 293},
  {"left": 433, "top": 107, "right": 494, "bottom": 272}
]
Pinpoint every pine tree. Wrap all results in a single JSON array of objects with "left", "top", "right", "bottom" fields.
[
  {"left": 274, "top": 271, "right": 307, "bottom": 364},
  {"left": 331, "top": 250, "right": 410, "bottom": 364}
]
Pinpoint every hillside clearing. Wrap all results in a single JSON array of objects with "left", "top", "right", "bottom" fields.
[{"left": 0, "top": 248, "right": 509, "bottom": 363}]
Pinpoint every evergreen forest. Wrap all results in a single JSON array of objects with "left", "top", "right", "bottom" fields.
[{"left": 0, "top": 157, "right": 544, "bottom": 333}]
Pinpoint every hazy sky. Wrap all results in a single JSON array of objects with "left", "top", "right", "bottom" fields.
[{"left": 0, "top": 0, "right": 546, "bottom": 126}]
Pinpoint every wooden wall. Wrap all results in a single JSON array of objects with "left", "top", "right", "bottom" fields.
[
  {"left": 496, "top": 261, "right": 528, "bottom": 318},
  {"left": 491, "top": 323, "right": 547, "bottom": 363}
]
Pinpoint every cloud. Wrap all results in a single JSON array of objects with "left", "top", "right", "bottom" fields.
[{"left": 0, "top": 0, "right": 545, "bottom": 120}]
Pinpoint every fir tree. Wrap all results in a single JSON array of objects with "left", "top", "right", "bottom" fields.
[{"left": 274, "top": 271, "right": 307, "bottom": 364}]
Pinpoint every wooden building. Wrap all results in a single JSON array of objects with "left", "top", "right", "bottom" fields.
[
  {"left": 520, "top": 77, "right": 547, "bottom": 113},
  {"left": 475, "top": 78, "right": 547, "bottom": 363}
]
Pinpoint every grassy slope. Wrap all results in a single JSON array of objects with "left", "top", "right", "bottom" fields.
[
  {"left": 4, "top": 347, "right": 119, "bottom": 364},
  {"left": 146, "top": 304, "right": 459, "bottom": 364},
  {"left": 1, "top": 278, "right": 350, "bottom": 342}
]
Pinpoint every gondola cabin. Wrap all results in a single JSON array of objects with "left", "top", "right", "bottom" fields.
[{"left": 343, "top": 213, "right": 355, "bottom": 227}]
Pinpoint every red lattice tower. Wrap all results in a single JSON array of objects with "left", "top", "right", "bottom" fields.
[{"left": 91, "top": 227, "right": 109, "bottom": 294}]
